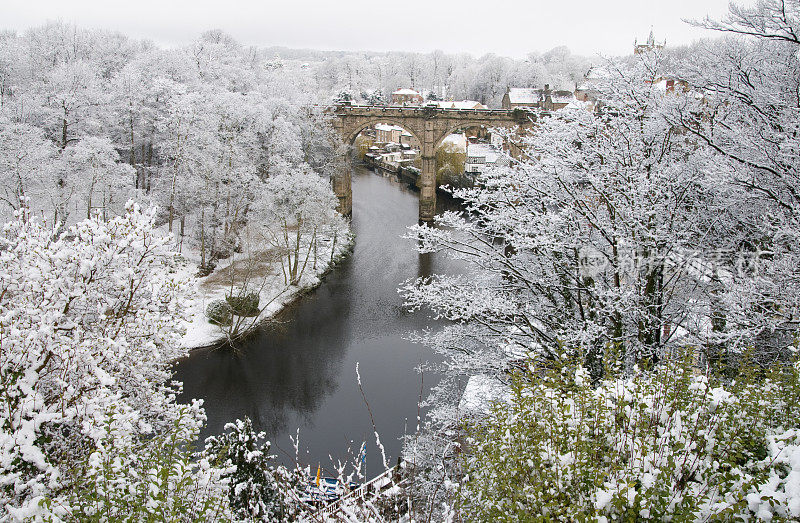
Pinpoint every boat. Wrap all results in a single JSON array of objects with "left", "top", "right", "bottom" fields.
[{"left": 299, "top": 476, "right": 359, "bottom": 504}]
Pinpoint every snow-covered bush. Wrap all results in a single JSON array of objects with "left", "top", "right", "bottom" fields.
[
  {"left": 51, "top": 403, "right": 230, "bottom": 522},
  {"left": 202, "top": 417, "right": 302, "bottom": 522},
  {"left": 0, "top": 203, "right": 229, "bottom": 519},
  {"left": 206, "top": 299, "right": 233, "bottom": 325},
  {"left": 460, "top": 356, "right": 800, "bottom": 520},
  {"left": 226, "top": 292, "right": 259, "bottom": 317}
]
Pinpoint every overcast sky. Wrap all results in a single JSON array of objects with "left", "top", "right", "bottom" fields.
[{"left": 4, "top": 0, "right": 735, "bottom": 58}]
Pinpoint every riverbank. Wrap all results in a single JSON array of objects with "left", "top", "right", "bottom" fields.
[{"left": 177, "top": 221, "right": 354, "bottom": 350}]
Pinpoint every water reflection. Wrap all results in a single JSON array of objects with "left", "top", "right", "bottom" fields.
[
  {"left": 418, "top": 251, "right": 433, "bottom": 279},
  {"left": 174, "top": 166, "right": 465, "bottom": 470}
]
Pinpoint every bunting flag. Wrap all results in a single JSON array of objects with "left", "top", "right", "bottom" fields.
[{"left": 315, "top": 464, "right": 321, "bottom": 487}]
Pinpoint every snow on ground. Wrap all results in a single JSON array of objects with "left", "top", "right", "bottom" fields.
[{"left": 168, "top": 221, "right": 353, "bottom": 350}]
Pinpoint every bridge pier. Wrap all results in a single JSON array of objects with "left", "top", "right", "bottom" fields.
[
  {"left": 331, "top": 145, "right": 353, "bottom": 218},
  {"left": 333, "top": 166, "right": 352, "bottom": 217},
  {"left": 419, "top": 154, "right": 436, "bottom": 222},
  {"left": 419, "top": 123, "right": 437, "bottom": 222},
  {"left": 331, "top": 133, "right": 352, "bottom": 218}
]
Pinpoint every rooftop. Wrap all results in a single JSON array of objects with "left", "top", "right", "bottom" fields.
[
  {"left": 431, "top": 100, "right": 487, "bottom": 110},
  {"left": 375, "top": 123, "right": 405, "bottom": 132},
  {"left": 467, "top": 143, "right": 505, "bottom": 164},
  {"left": 507, "top": 87, "right": 540, "bottom": 104},
  {"left": 392, "top": 88, "right": 421, "bottom": 96},
  {"left": 551, "top": 92, "right": 576, "bottom": 104}
]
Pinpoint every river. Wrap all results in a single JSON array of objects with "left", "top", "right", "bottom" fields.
[{"left": 174, "top": 165, "right": 466, "bottom": 476}]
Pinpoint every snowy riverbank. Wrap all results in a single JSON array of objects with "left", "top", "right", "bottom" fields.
[{"left": 174, "top": 221, "right": 354, "bottom": 350}]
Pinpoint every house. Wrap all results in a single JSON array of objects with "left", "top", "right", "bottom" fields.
[
  {"left": 543, "top": 90, "right": 576, "bottom": 111},
  {"left": 429, "top": 100, "right": 488, "bottom": 110},
  {"left": 391, "top": 88, "right": 423, "bottom": 104},
  {"left": 501, "top": 85, "right": 575, "bottom": 110},
  {"left": 380, "top": 151, "right": 403, "bottom": 163},
  {"left": 401, "top": 148, "right": 418, "bottom": 164},
  {"left": 575, "top": 64, "right": 690, "bottom": 110},
  {"left": 651, "top": 77, "right": 689, "bottom": 94},
  {"left": 465, "top": 143, "right": 510, "bottom": 175},
  {"left": 575, "top": 83, "right": 597, "bottom": 103},
  {"left": 575, "top": 65, "right": 609, "bottom": 103},
  {"left": 374, "top": 123, "right": 404, "bottom": 144},
  {"left": 501, "top": 88, "right": 539, "bottom": 109},
  {"left": 400, "top": 130, "right": 419, "bottom": 149}
]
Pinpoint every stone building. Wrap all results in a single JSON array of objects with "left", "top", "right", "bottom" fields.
[
  {"left": 400, "top": 130, "right": 420, "bottom": 149},
  {"left": 375, "top": 123, "right": 404, "bottom": 144},
  {"left": 501, "top": 87, "right": 538, "bottom": 109},
  {"left": 391, "top": 88, "right": 423, "bottom": 104},
  {"left": 634, "top": 29, "right": 665, "bottom": 54},
  {"left": 501, "top": 85, "right": 575, "bottom": 110},
  {"left": 575, "top": 66, "right": 608, "bottom": 104},
  {"left": 651, "top": 77, "right": 689, "bottom": 93}
]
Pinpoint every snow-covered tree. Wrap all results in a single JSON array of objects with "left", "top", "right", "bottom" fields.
[
  {"left": 399, "top": 3, "right": 800, "bottom": 520},
  {"left": 668, "top": 0, "right": 800, "bottom": 360},
  {"left": 403, "top": 52, "right": 719, "bottom": 392},
  {"left": 0, "top": 120, "right": 59, "bottom": 222},
  {"left": 66, "top": 136, "right": 134, "bottom": 220},
  {"left": 258, "top": 169, "right": 342, "bottom": 286}
]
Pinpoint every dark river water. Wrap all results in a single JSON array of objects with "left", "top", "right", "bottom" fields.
[{"left": 174, "top": 165, "right": 465, "bottom": 476}]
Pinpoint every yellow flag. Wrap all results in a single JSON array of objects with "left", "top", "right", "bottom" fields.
[{"left": 315, "top": 464, "right": 321, "bottom": 487}]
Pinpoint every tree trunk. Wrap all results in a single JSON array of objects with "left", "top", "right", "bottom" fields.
[
  {"left": 200, "top": 207, "right": 206, "bottom": 269},
  {"left": 146, "top": 143, "right": 153, "bottom": 193},
  {"left": 291, "top": 220, "right": 301, "bottom": 285},
  {"left": 179, "top": 215, "right": 185, "bottom": 253},
  {"left": 168, "top": 170, "right": 177, "bottom": 233},
  {"left": 86, "top": 176, "right": 94, "bottom": 219},
  {"left": 130, "top": 108, "right": 137, "bottom": 188}
]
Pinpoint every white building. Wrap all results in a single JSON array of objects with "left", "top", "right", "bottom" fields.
[{"left": 465, "top": 143, "right": 510, "bottom": 175}]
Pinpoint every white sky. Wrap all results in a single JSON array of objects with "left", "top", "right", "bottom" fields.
[{"left": 3, "top": 0, "right": 735, "bottom": 58}]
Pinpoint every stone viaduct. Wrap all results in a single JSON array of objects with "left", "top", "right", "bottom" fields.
[{"left": 328, "top": 105, "right": 535, "bottom": 221}]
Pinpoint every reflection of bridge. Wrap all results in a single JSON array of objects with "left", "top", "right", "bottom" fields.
[{"left": 329, "top": 105, "right": 535, "bottom": 221}]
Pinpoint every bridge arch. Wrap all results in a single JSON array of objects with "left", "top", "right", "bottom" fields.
[
  {"left": 343, "top": 118, "right": 424, "bottom": 148},
  {"left": 433, "top": 120, "right": 516, "bottom": 149}
]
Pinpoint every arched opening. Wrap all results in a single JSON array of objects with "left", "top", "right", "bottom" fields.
[
  {"left": 348, "top": 120, "right": 423, "bottom": 179},
  {"left": 435, "top": 123, "right": 511, "bottom": 188}
]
